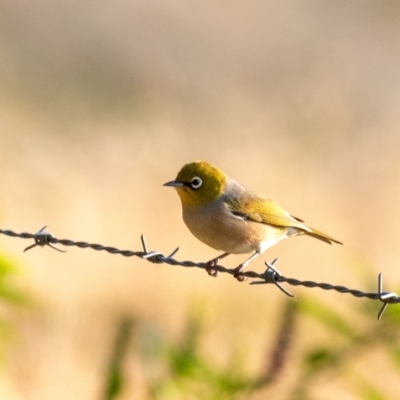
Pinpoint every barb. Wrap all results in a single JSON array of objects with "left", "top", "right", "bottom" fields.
[
  {"left": 377, "top": 273, "right": 399, "bottom": 320},
  {"left": 23, "top": 226, "right": 66, "bottom": 253},
  {"left": 1, "top": 227, "right": 399, "bottom": 319},
  {"left": 250, "top": 259, "right": 295, "bottom": 298}
]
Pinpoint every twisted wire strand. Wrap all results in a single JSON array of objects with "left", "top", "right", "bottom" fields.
[{"left": 0, "top": 227, "right": 398, "bottom": 319}]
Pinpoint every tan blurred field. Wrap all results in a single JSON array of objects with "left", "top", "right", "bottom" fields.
[{"left": 1, "top": 1, "right": 400, "bottom": 399}]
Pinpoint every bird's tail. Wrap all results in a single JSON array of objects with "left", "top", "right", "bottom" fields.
[{"left": 305, "top": 227, "right": 343, "bottom": 245}]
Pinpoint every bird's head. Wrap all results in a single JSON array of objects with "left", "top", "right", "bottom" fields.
[{"left": 164, "top": 161, "right": 228, "bottom": 208}]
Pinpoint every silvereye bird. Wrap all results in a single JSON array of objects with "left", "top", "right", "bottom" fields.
[{"left": 164, "top": 161, "right": 342, "bottom": 281}]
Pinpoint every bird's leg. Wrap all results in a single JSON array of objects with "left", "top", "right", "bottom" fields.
[
  {"left": 205, "top": 252, "right": 230, "bottom": 277},
  {"left": 233, "top": 251, "right": 260, "bottom": 282}
]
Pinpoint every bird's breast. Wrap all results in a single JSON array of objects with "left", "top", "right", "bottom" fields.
[{"left": 182, "top": 200, "right": 289, "bottom": 254}]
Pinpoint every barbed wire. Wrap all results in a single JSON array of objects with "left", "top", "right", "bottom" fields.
[{"left": 0, "top": 226, "right": 399, "bottom": 320}]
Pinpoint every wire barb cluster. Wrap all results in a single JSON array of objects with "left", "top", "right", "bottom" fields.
[{"left": 0, "top": 226, "right": 399, "bottom": 320}]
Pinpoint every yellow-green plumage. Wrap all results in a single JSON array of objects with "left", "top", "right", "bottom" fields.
[
  {"left": 164, "top": 161, "right": 342, "bottom": 279},
  {"left": 175, "top": 161, "right": 228, "bottom": 208},
  {"left": 226, "top": 193, "right": 341, "bottom": 245}
]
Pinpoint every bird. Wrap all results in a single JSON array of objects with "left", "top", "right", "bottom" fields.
[{"left": 164, "top": 161, "right": 342, "bottom": 281}]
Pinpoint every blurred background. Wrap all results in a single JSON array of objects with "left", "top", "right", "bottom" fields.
[{"left": 1, "top": 1, "right": 400, "bottom": 399}]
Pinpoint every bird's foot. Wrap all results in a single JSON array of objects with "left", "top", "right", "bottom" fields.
[
  {"left": 205, "top": 258, "right": 220, "bottom": 278},
  {"left": 205, "top": 253, "right": 230, "bottom": 278},
  {"left": 233, "top": 265, "right": 247, "bottom": 282}
]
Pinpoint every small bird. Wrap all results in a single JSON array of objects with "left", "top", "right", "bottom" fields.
[{"left": 164, "top": 161, "right": 342, "bottom": 281}]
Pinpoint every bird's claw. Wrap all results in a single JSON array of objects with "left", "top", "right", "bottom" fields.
[
  {"left": 205, "top": 259, "right": 219, "bottom": 277},
  {"left": 233, "top": 265, "right": 247, "bottom": 282}
]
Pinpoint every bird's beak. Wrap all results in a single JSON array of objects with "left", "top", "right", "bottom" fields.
[{"left": 163, "top": 180, "right": 184, "bottom": 188}]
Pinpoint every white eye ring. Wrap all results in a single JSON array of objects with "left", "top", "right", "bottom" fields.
[{"left": 190, "top": 177, "right": 202, "bottom": 189}]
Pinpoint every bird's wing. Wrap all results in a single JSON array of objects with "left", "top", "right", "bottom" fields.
[
  {"left": 226, "top": 193, "right": 308, "bottom": 229},
  {"left": 223, "top": 182, "right": 342, "bottom": 245}
]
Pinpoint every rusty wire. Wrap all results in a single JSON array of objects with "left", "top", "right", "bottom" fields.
[{"left": 0, "top": 226, "right": 399, "bottom": 320}]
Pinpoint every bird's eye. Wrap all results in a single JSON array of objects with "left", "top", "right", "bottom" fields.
[{"left": 190, "top": 177, "right": 202, "bottom": 189}]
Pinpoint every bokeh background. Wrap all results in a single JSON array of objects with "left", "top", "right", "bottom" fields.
[{"left": 1, "top": 1, "right": 400, "bottom": 399}]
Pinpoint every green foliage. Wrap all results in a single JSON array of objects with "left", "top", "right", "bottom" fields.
[
  {"left": 103, "top": 317, "right": 134, "bottom": 400},
  {"left": 0, "top": 250, "right": 30, "bottom": 359},
  {"left": 298, "top": 297, "right": 358, "bottom": 339},
  {"left": 133, "top": 300, "right": 299, "bottom": 399},
  {"left": 0, "top": 253, "right": 28, "bottom": 306},
  {"left": 352, "top": 375, "right": 391, "bottom": 400},
  {"left": 287, "top": 290, "right": 400, "bottom": 400},
  {"left": 95, "top": 291, "right": 397, "bottom": 400},
  {"left": 141, "top": 312, "right": 255, "bottom": 400},
  {"left": 305, "top": 348, "right": 337, "bottom": 369}
]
